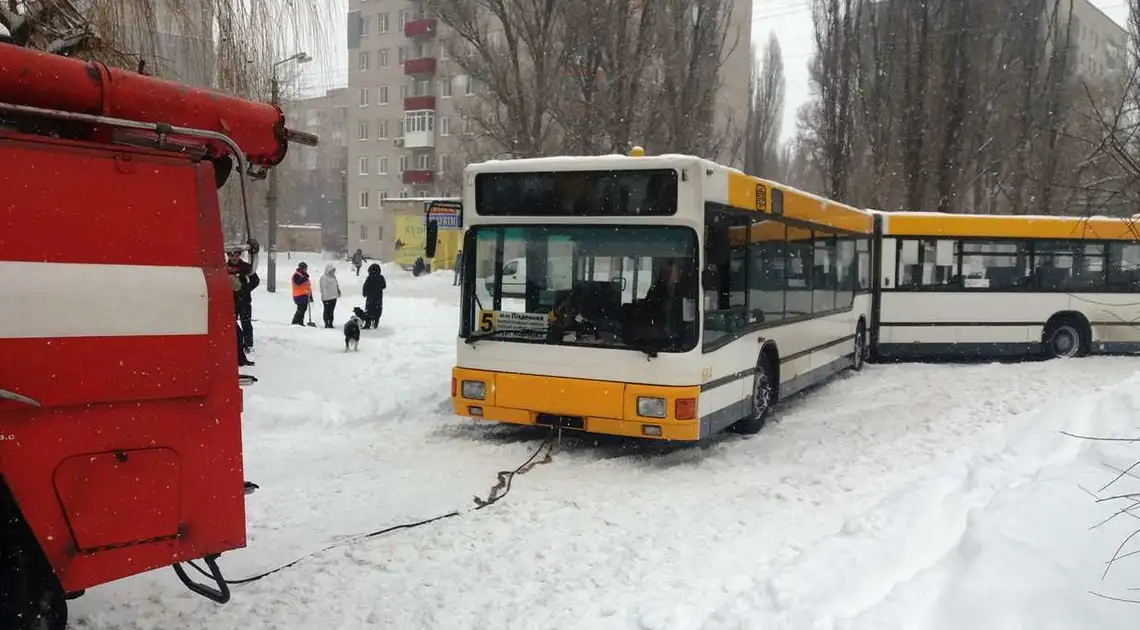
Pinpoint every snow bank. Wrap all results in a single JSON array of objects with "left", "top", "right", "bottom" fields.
[{"left": 703, "top": 372, "right": 1140, "bottom": 630}]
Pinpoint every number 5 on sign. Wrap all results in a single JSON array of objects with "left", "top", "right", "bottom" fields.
[{"left": 477, "top": 309, "right": 498, "bottom": 332}]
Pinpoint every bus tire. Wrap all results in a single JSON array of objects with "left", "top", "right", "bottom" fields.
[
  {"left": 853, "top": 319, "right": 868, "bottom": 371},
  {"left": 1043, "top": 318, "right": 1087, "bottom": 359},
  {"left": 733, "top": 356, "right": 776, "bottom": 435},
  {"left": 0, "top": 495, "right": 67, "bottom": 630}
]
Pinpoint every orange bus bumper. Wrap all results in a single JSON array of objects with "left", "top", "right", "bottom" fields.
[{"left": 451, "top": 367, "right": 702, "bottom": 441}]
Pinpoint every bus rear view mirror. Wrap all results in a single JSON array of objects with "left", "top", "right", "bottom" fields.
[
  {"left": 702, "top": 266, "right": 718, "bottom": 289},
  {"left": 425, "top": 220, "right": 439, "bottom": 258}
]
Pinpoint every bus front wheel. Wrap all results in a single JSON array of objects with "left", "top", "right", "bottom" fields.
[
  {"left": 733, "top": 357, "right": 776, "bottom": 435},
  {"left": 853, "top": 320, "right": 868, "bottom": 371}
]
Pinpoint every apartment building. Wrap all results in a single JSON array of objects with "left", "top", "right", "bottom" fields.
[
  {"left": 280, "top": 88, "right": 350, "bottom": 252},
  {"left": 1060, "top": 0, "right": 1127, "bottom": 84},
  {"left": 345, "top": 0, "right": 752, "bottom": 260}
]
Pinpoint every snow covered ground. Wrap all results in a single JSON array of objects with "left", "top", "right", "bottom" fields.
[{"left": 69, "top": 252, "right": 1140, "bottom": 629}]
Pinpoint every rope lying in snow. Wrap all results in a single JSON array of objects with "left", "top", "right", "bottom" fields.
[{"left": 186, "top": 433, "right": 556, "bottom": 586}]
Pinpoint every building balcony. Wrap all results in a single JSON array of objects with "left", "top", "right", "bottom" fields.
[
  {"left": 403, "top": 110, "right": 435, "bottom": 148},
  {"left": 402, "top": 169, "right": 435, "bottom": 185},
  {"left": 404, "top": 130, "right": 434, "bottom": 148},
  {"left": 404, "top": 57, "right": 437, "bottom": 76},
  {"left": 404, "top": 95, "right": 436, "bottom": 111},
  {"left": 404, "top": 18, "right": 436, "bottom": 38}
]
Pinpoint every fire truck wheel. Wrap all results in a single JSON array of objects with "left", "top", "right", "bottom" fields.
[{"left": 0, "top": 535, "right": 67, "bottom": 630}]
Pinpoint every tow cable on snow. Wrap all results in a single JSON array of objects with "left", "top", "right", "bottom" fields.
[{"left": 182, "top": 431, "right": 557, "bottom": 588}]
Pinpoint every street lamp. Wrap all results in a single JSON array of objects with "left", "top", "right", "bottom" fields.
[{"left": 266, "top": 51, "right": 312, "bottom": 293}]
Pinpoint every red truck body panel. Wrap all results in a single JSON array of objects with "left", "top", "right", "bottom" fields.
[{"left": 0, "top": 131, "right": 246, "bottom": 591}]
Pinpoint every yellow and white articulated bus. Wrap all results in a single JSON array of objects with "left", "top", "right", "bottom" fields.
[
  {"left": 872, "top": 211, "right": 1140, "bottom": 360},
  {"left": 430, "top": 151, "right": 874, "bottom": 441}
]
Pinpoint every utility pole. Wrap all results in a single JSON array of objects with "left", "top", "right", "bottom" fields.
[
  {"left": 265, "top": 52, "right": 313, "bottom": 291},
  {"left": 266, "top": 75, "right": 279, "bottom": 292}
]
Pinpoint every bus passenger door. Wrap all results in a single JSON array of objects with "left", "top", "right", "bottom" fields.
[{"left": 702, "top": 213, "right": 751, "bottom": 419}]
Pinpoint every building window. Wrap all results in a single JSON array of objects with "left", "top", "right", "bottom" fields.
[
  {"left": 398, "top": 46, "right": 407, "bottom": 64},
  {"left": 399, "top": 10, "right": 409, "bottom": 29},
  {"left": 399, "top": 155, "right": 408, "bottom": 173},
  {"left": 357, "top": 121, "right": 370, "bottom": 140},
  {"left": 379, "top": 190, "right": 389, "bottom": 201},
  {"left": 358, "top": 52, "right": 370, "bottom": 71},
  {"left": 440, "top": 76, "right": 452, "bottom": 97},
  {"left": 379, "top": 156, "right": 388, "bottom": 175},
  {"left": 378, "top": 86, "right": 388, "bottom": 105},
  {"left": 412, "top": 78, "right": 433, "bottom": 96},
  {"left": 360, "top": 224, "right": 368, "bottom": 240},
  {"left": 358, "top": 156, "right": 370, "bottom": 175},
  {"left": 417, "top": 153, "right": 431, "bottom": 170},
  {"left": 399, "top": 84, "right": 407, "bottom": 100},
  {"left": 439, "top": 115, "right": 450, "bottom": 135},
  {"left": 397, "top": 118, "right": 405, "bottom": 137},
  {"left": 399, "top": 190, "right": 409, "bottom": 198},
  {"left": 378, "top": 48, "right": 389, "bottom": 67},
  {"left": 359, "top": 191, "right": 370, "bottom": 209},
  {"left": 439, "top": 154, "right": 450, "bottom": 173},
  {"left": 377, "top": 13, "right": 389, "bottom": 34},
  {"left": 377, "top": 119, "right": 388, "bottom": 139},
  {"left": 463, "top": 116, "right": 475, "bottom": 134},
  {"left": 464, "top": 75, "right": 474, "bottom": 95},
  {"left": 359, "top": 87, "right": 370, "bottom": 107},
  {"left": 403, "top": 110, "right": 434, "bottom": 134},
  {"left": 360, "top": 14, "right": 371, "bottom": 35}
]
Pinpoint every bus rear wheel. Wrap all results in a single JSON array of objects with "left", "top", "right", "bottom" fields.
[
  {"left": 0, "top": 530, "right": 67, "bottom": 630},
  {"left": 1044, "top": 319, "right": 1086, "bottom": 359},
  {"left": 733, "top": 357, "right": 776, "bottom": 435}
]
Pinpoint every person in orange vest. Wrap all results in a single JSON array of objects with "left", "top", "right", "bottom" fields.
[{"left": 290, "top": 262, "right": 313, "bottom": 326}]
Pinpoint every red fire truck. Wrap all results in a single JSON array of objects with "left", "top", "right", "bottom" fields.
[{"left": 0, "top": 43, "right": 314, "bottom": 629}]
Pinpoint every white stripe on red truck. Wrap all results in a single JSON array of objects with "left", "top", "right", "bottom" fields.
[{"left": 0, "top": 262, "right": 209, "bottom": 338}]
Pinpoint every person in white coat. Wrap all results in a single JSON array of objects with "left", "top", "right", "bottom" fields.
[{"left": 319, "top": 264, "right": 341, "bottom": 329}]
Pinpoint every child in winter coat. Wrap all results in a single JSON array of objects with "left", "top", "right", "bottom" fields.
[{"left": 319, "top": 264, "right": 341, "bottom": 329}]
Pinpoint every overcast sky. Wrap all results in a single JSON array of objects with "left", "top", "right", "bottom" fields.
[{"left": 298, "top": 0, "right": 1130, "bottom": 145}]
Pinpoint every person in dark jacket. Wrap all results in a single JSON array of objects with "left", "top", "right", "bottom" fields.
[
  {"left": 361, "top": 263, "right": 386, "bottom": 329},
  {"left": 227, "top": 249, "right": 260, "bottom": 352},
  {"left": 351, "top": 249, "right": 365, "bottom": 276},
  {"left": 291, "top": 262, "right": 312, "bottom": 326}
]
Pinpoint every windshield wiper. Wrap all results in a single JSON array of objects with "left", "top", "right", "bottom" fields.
[
  {"left": 632, "top": 344, "right": 659, "bottom": 359},
  {"left": 465, "top": 330, "right": 513, "bottom": 345}
]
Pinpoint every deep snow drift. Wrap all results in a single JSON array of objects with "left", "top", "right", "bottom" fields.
[{"left": 68, "top": 252, "right": 1140, "bottom": 629}]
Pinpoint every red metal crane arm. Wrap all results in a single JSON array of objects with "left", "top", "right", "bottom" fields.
[{"left": 0, "top": 44, "right": 297, "bottom": 166}]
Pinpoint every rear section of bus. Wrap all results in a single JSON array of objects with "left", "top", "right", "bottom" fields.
[
  {"left": 875, "top": 212, "right": 1140, "bottom": 360},
  {"left": 449, "top": 154, "right": 708, "bottom": 441}
]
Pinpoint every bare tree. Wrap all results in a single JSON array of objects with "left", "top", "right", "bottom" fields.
[
  {"left": 429, "top": 0, "right": 568, "bottom": 158},
  {"left": 645, "top": 0, "right": 736, "bottom": 158},
  {"left": 1, "top": 1, "right": 335, "bottom": 84},
  {"left": 808, "top": 0, "right": 856, "bottom": 201},
  {"left": 744, "top": 32, "right": 785, "bottom": 178},
  {"left": 551, "top": 0, "right": 661, "bottom": 155},
  {"left": 430, "top": 0, "right": 737, "bottom": 161}
]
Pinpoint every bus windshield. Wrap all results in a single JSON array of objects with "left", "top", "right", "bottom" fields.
[{"left": 463, "top": 225, "right": 699, "bottom": 353}]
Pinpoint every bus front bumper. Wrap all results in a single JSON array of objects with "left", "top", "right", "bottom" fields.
[{"left": 451, "top": 367, "right": 702, "bottom": 441}]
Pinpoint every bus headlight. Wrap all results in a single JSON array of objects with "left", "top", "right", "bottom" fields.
[
  {"left": 461, "top": 380, "right": 487, "bottom": 400},
  {"left": 636, "top": 396, "right": 667, "bottom": 418}
]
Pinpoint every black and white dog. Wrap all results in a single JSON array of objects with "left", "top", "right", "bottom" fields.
[{"left": 344, "top": 307, "right": 366, "bottom": 352}]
